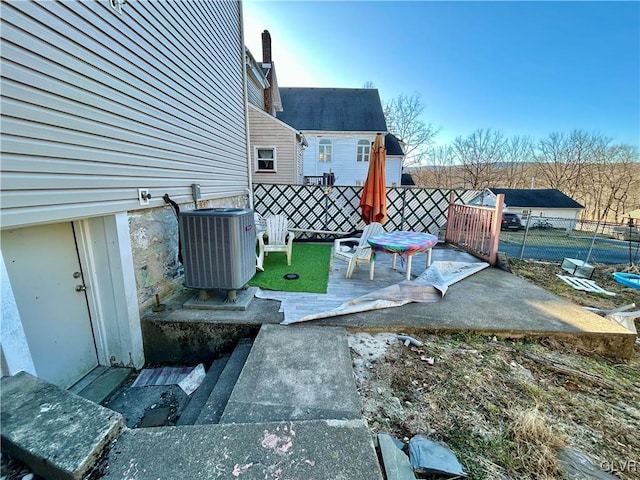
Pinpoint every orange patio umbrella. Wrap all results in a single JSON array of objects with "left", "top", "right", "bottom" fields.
[{"left": 359, "top": 133, "right": 387, "bottom": 224}]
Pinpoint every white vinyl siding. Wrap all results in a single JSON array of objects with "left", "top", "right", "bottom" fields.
[
  {"left": 248, "top": 105, "right": 298, "bottom": 184},
  {"left": 385, "top": 157, "right": 403, "bottom": 188},
  {"left": 303, "top": 134, "right": 401, "bottom": 187},
  {"left": 247, "top": 74, "right": 265, "bottom": 109},
  {"left": 296, "top": 144, "right": 305, "bottom": 185},
  {"left": 0, "top": 1, "right": 248, "bottom": 228}
]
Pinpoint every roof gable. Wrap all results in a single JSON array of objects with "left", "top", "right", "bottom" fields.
[
  {"left": 276, "top": 88, "right": 388, "bottom": 132},
  {"left": 489, "top": 188, "right": 584, "bottom": 209}
]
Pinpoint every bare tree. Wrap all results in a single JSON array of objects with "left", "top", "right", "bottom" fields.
[
  {"left": 582, "top": 143, "right": 640, "bottom": 221},
  {"left": 384, "top": 92, "right": 440, "bottom": 168},
  {"left": 530, "top": 130, "right": 640, "bottom": 221},
  {"left": 451, "top": 128, "right": 506, "bottom": 189},
  {"left": 534, "top": 130, "right": 603, "bottom": 198},
  {"left": 413, "top": 145, "right": 457, "bottom": 188},
  {"left": 499, "top": 136, "right": 534, "bottom": 188},
  {"left": 362, "top": 81, "right": 375, "bottom": 89},
  {"left": 533, "top": 132, "right": 572, "bottom": 189}
]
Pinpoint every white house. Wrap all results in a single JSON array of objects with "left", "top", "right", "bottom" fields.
[
  {"left": 1, "top": 0, "right": 252, "bottom": 388},
  {"left": 276, "top": 88, "right": 404, "bottom": 187},
  {"left": 475, "top": 188, "right": 584, "bottom": 229}
]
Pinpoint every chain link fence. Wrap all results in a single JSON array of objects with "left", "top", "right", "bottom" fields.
[{"left": 498, "top": 214, "right": 640, "bottom": 265}]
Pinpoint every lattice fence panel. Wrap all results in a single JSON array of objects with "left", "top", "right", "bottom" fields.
[{"left": 253, "top": 184, "right": 478, "bottom": 239}]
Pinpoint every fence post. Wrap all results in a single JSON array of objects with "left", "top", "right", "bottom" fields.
[
  {"left": 487, "top": 194, "right": 504, "bottom": 265},
  {"left": 400, "top": 187, "right": 407, "bottom": 231},
  {"left": 445, "top": 191, "right": 455, "bottom": 242},
  {"left": 585, "top": 219, "right": 601, "bottom": 264},
  {"left": 323, "top": 187, "right": 329, "bottom": 232},
  {"left": 520, "top": 214, "right": 532, "bottom": 260}
]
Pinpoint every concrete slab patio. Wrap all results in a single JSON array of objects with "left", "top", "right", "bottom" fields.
[
  {"left": 100, "top": 419, "right": 382, "bottom": 480},
  {"left": 142, "top": 244, "right": 636, "bottom": 360}
]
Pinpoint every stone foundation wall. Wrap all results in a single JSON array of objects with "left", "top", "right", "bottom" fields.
[{"left": 129, "top": 195, "right": 250, "bottom": 313}]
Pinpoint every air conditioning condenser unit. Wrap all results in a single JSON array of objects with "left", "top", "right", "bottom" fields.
[{"left": 179, "top": 208, "right": 255, "bottom": 295}]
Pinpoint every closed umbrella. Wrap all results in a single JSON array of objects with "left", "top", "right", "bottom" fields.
[{"left": 359, "top": 133, "right": 387, "bottom": 224}]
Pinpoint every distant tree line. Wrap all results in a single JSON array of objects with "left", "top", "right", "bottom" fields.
[{"left": 383, "top": 93, "right": 639, "bottom": 223}]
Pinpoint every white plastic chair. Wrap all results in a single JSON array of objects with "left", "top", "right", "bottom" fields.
[
  {"left": 333, "top": 222, "right": 384, "bottom": 278},
  {"left": 257, "top": 214, "right": 295, "bottom": 269},
  {"left": 254, "top": 212, "right": 267, "bottom": 233}
]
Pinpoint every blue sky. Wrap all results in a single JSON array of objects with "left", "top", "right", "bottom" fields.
[{"left": 242, "top": 1, "right": 640, "bottom": 149}]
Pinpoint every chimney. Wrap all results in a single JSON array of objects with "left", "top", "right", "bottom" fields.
[
  {"left": 262, "top": 30, "right": 274, "bottom": 115},
  {"left": 262, "top": 30, "right": 272, "bottom": 63}
]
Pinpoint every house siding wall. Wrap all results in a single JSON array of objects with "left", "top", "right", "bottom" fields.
[
  {"left": 296, "top": 143, "right": 305, "bottom": 185},
  {"left": 247, "top": 74, "right": 264, "bottom": 110},
  {"left": 0, "top": 0, "right": 249, "bottom": 229},
  {"left": 509, "top": 208, "right": 582, "bottom": 230},
  {"left": 248, "top": 105, "right": 297, "bottom": 184},
  {"left": 303, "top": 134, "right": 402, "bottom": 187},
  {"left": 385, "top": 157, "right": 404, "bottom": 187}
]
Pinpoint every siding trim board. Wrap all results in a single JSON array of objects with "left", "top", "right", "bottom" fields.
[{"left": 1, "top": 0, "right": 250, "bottom": 228}]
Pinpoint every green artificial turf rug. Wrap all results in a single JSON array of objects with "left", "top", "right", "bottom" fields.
[{"left": 248, "top": 243, "right": 332, "bottom": 293}]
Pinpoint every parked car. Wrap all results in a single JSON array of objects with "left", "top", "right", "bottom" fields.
[{"left": 501, "top": 213, "right": 523, "bottom": 230}]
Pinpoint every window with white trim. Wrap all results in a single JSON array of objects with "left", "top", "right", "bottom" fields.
[
  {"left": 254, "top": 146, "right": 276, "bottom": 172},
  {"left": 318, "top": 139, "right": 332, "bottom": 162},
  {"left": 356, "top": 139, "right": 371, "bottom": 162}
]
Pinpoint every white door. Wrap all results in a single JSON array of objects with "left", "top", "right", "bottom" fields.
[{"left": 1, "top": 222, "right": 98, "bottom": 388}]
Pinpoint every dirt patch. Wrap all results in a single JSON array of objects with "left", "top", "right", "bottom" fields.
[
  {"left": 350, "top": 261, "right": 639, "bottom": 479},
  {"left": 350, "top": 329, "right": 640, "bottom": 480}
]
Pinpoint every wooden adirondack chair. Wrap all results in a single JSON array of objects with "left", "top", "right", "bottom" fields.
[
  {"left": 333, "top": 222, "right": 384, "bottom": 278},
  {"left": 257, "top": 214, "right": 295, "bottom": 269}
]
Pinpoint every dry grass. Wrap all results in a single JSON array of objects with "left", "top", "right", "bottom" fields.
[
  {"left": 509, "top": 259, "right": 639, "bottom": 311},
  {"left": 507, "top": 407, "right": 566, "bottom": 478},
  {"left": 353, "top": 260, "right": 640, "bottom": 479},
  {"left": 353, "top": 332, "right": 640, "bottom": 480}
]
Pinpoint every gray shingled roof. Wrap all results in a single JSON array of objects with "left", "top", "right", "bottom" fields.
[
  {"left": 385, "top": 134, "right": 404, "bottom": 156},
  {"left": 490, "top": 188, "right": 584, "bottom": 209},
  {"left": 401, "top": 173, "right": 415, "bottom": 186},
  {"left": 276, "top": 88, "right": 388, "bottom": 132}
]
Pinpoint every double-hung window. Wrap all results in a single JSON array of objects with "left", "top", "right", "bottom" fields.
[
  {"left": 357, "top": 139, "right": 371, "bottom": 162},
  {"left": 255, "top": 147, "right": 276, "bottom": 172},
  {"left": 318, "top": 139, "right": 332, "bottom": 162}
]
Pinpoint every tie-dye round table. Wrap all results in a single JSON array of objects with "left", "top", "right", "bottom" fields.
[{"left": 367, "top": 231, "right": 439, "bottom": 280}]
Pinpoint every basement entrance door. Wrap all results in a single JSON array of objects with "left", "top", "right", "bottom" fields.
[{"left": 2, "top": 222, "right": 98, "bottom": 388}]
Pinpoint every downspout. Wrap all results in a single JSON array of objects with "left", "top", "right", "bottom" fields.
[{"left": 239, "top": 18, "right": 254, "bottom": 209}]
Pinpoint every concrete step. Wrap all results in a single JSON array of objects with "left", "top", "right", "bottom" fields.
[
  {"left": 176, "top": 355, "right": 229, "bottom": 425},
  {"left": 100, "top": 419, "right": 383, "bottom": 479},
  {"left": 220, "top": 324, "right": 362, "bottom": 423},
  {"left": 195, "top": 338, "right": 253, "bottom": 424},
  {"left": 69, "top": 366, "right": 134, "bottom": 404},
  {"left": 0, "top": 371, "right": 123, "bottom": 480}
]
